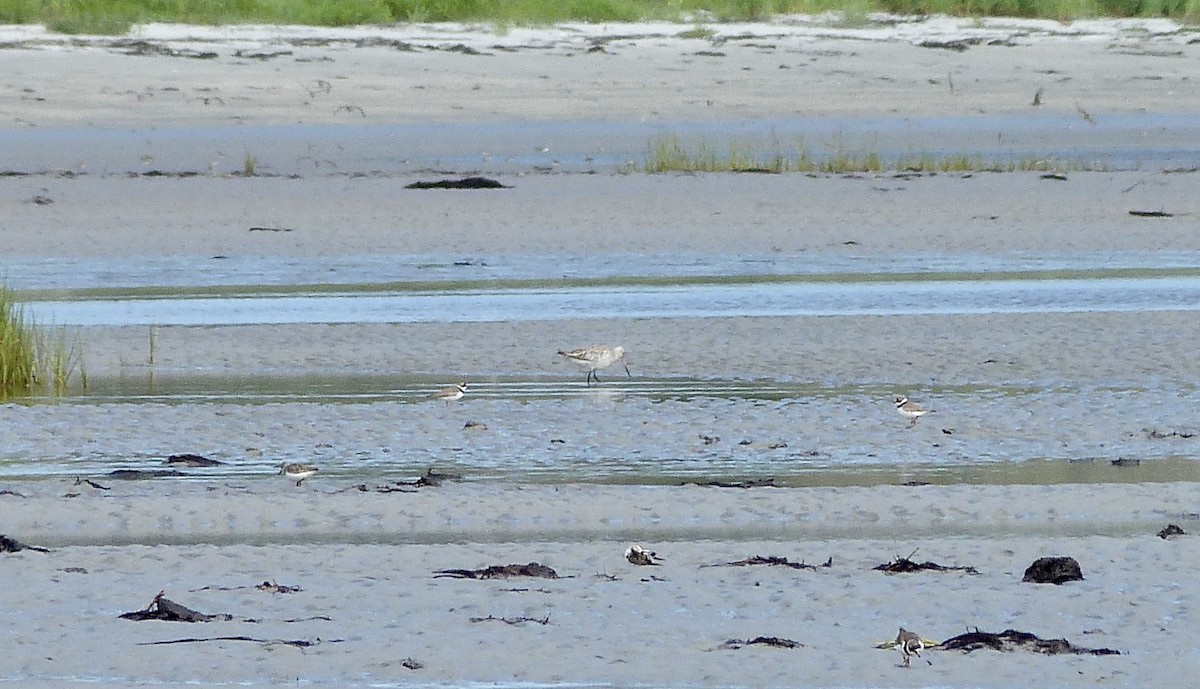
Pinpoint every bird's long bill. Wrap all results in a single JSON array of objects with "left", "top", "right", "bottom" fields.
[{"left": 623, "top": 361, "right": 631, "bottom": 377}]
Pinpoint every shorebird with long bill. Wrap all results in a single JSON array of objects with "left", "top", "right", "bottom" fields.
[{"left": 557, "top": 345, "right": 631, "bottom": 386}]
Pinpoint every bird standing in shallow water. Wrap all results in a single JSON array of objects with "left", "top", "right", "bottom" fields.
[
  {"left": 433, "top": 382, "right": 468, "bottom": 406},
  {"left": 279, "top": 462, "right": 318, "bottom": 486},
  {"left": 558, "top": 345, "right": 631, "bottom": 386},
  {"left": 893, "top": 396, "right": 931, "bottom": 427}
]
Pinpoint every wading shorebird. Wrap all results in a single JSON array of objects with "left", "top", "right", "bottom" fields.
[
  {"left": 895, "top": 628, "right": 924, "bottom": 667},
  {"left": 557, "top": 345, "right": 630, "bottom": 386},
  {"left": 432, "top": 382, "right": 468, "bottom": 406},
  {"left": 279, "top": 462, "right": 318, "bottom": 486},
  {"left": 893, "top": 396, "right": 931, "bottom": 427}
]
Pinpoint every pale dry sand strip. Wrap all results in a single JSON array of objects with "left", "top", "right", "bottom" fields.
[
  {"left": 5, "top": 171, "right": 1200, "bottom": 259},
  {"left": 5, "top": 482, "right": 1195, "bottom": 546},
  {"left": 2, "top": 17, "right": 1198, "bottom": 130}
]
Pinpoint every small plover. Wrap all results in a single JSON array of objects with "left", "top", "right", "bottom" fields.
[
  {"left": 895, "top": 627, "right": 924, "bottom": 667},
  {"left": 893, "top": 396, "right": 931, "bottom": 427},
  {"left": 433, "top": 382, "right": 468, "bottom": 405},
  {"left": 624, "top": 544, "right": 663, "bottom": 566},
  {"left": 279, "top": 462, "right": 318, "bottom": 486},
  {"left": 558, "top": 345, "right": 631, "bottom": 386}
]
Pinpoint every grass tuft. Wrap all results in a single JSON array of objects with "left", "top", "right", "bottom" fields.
[
  {"left": 642, "top": 132, "right": 1109, "bottom": 173},
  {"left": 1, "top": 284, "right": 87, "bottom": 399},
  {"left": 243, "top": 152, "right": 258, "bottom": 177},
  {"left": 0, "top": 285, "right": 38, "bottom": 396}
]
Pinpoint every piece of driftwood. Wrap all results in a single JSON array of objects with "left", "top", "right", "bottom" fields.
[
  {"left": 257, "top": 580, "right": 303, "bottom": 593},
  {"left": 1128, "top": 210, "right": 1174, "bottom": 218},
  {"left": 1143, "top": 428, "right": 1195, "bottom": 439},
  {"left": 685, "top": 478, "right": 778, "bottom": 488},
  {"left": 164, "top": 453, "right": 224, "bottom": 467},
  {"left": 347, "top": 468, "right": 464, "bottom": 493},
  {"left": 412, "top": 468, "right": 462, "bottom": 487},
  {"left": 0, "top": 489, "right": 27, "bottom": 498},
  {"left": 74, "top": 477, "right": 110, "bottom": 490},
  {"left": 348, "top": 482, "right": 417, "bottom": 494},
  {"left": 405, "top": 177, "right": 510, "bottom": 190},
  {"left": 722, "top": 636, "right": 803, "bottom": 649},
  {"left": 189, "top": 581, "right": 302, "bottom": 594},
  {"left": 1158, "top": 524, "right": 1187, "bottom": 539},
  {"left": 875, "top": 552, "right": 978, "bottom": 575},
  {"left": 469, "top": 614, "right": 551, "bottom": 625},
  {"left": 1022, "top": 556, "right": 1083, "bottom": 584},
  {"left": 140, "top": 636, "right": 338, "bottom": 648},
  {"left": 119, "top": 591, "right": 232, "bottom": 622},
  {"left": 107, "top": 469, "right": 186, "bottom": 480},
  {"left": 434, "top": 562, "right": 559, "bottom": 579},
  {"left": 703, "top": 555, "right": 831, "bottom": 570},
  {"left": 939, "top": 628, "right": 1119, "bottom": 655},
  {"left": 0, "top": 534, "right": 50, "bottom": 553}
]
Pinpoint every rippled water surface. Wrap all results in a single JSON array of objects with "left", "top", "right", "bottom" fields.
[{"left": 7, "top": 249, "right": 1200, "bottom": 485}]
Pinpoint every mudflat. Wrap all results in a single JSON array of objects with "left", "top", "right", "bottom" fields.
[{"left": 2, "top": 15, "right": 1199, "bottom": 689}]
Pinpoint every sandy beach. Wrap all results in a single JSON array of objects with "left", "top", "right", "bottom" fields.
[{"left": 2, "top": 14, "right": 1200, "bottom": 689}]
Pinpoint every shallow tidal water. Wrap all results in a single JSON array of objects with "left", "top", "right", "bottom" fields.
[
  {"left": 4, "top": 320, "right": 1200, "bottom": 487},
  {"left": 7, "top": 213, "right": 1200, "bottom": 486}
]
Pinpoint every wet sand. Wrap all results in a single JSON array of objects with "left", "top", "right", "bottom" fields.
[
  {"left": 2, "top": 15, "right": 1200, "bottom": 689},
  {"left": 3, "top": 481, "right": 1198, "bottom": 687}
]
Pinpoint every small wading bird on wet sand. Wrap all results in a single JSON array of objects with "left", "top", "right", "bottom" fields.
[
  {"left": 432, "top": 382, "right": 468, "bottom": 406},
  {"left": 558, "top": 345, "right": 631, "bottom": 386},
  {"left": 895, "top": 628, "right": 926, "bottom": 667},
  {"left": 625, "top": 544, "right": 663, "bottom": 566},
  {"left": 893, "top": 395, "right": 931, "bottom": 427},
  {"left": 279, "top": 462, "right": 318, "bottom": 486}
]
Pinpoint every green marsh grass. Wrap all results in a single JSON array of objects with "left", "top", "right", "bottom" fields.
[
  {"left": 10, "top": 0, "right": 1200, "bottom": 35},
  {"left": 1, "top": 284, "right": 87, "bottom": 398},
  {"left": 243, "top": 152, "right": 259, "bottom": 177},
  {"left": 642, "top": 133, "right": 1109, "bottom": 174}
]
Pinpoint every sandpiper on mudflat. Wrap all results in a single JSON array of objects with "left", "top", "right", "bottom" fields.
[
  {"left": 558, "top": 345, "right": 631, "bottom": 386},
  {"left": 279, "top": 462, "right": 318, "bottom": 486}
]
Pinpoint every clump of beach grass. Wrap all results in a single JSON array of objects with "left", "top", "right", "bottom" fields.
[
  {"left": 645, "top": 134, "right": 788, "bottom": 173},
  {"left": 641, "top": 133, "right": 1110, "bottom": 174},
  {"left": 0, "top": 284, "right": 87, "bottom": 398},
  {"left": 242, "top": 152, "right": 259, "bottom": 177}
]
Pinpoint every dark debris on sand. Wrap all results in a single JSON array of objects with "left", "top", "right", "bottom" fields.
[
  {"left": 120, "top": 591, "right": 232, "bottom": 622},
  {"left": 704, "top": 555, "right": 831, "bottom": 570},
  {"left": 1157, "top": 524, "right": 1187, "bottom": 539},
  {"left": 348, "top": 467, "right": 464, "bottom": 493},
  {"left": 722, "top": 636, "right": 804, "bottom": 650},
  {"left": 1, "top": 534, "right": 50, "bottom": 553},
  {"left": 163, "top": 453, "right": 224, "bottom": 467},
  {"left": 434, "top": 562, "right": 560, "bottom": 579},
  {"left": 939, "top": 628, "right": 1119, "bottom": 656},
  {"left": 875, "top": 552, "right": 979, "bottom": 575},
  {"left": 1022, "top": 556, "right": 1084, "bottom": 584},
  {"left": 684, "top": 478, "right": 778, "bottom": 488},
  {"left": 405, "top": 176, "right": 510, "bottom": 190}
]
